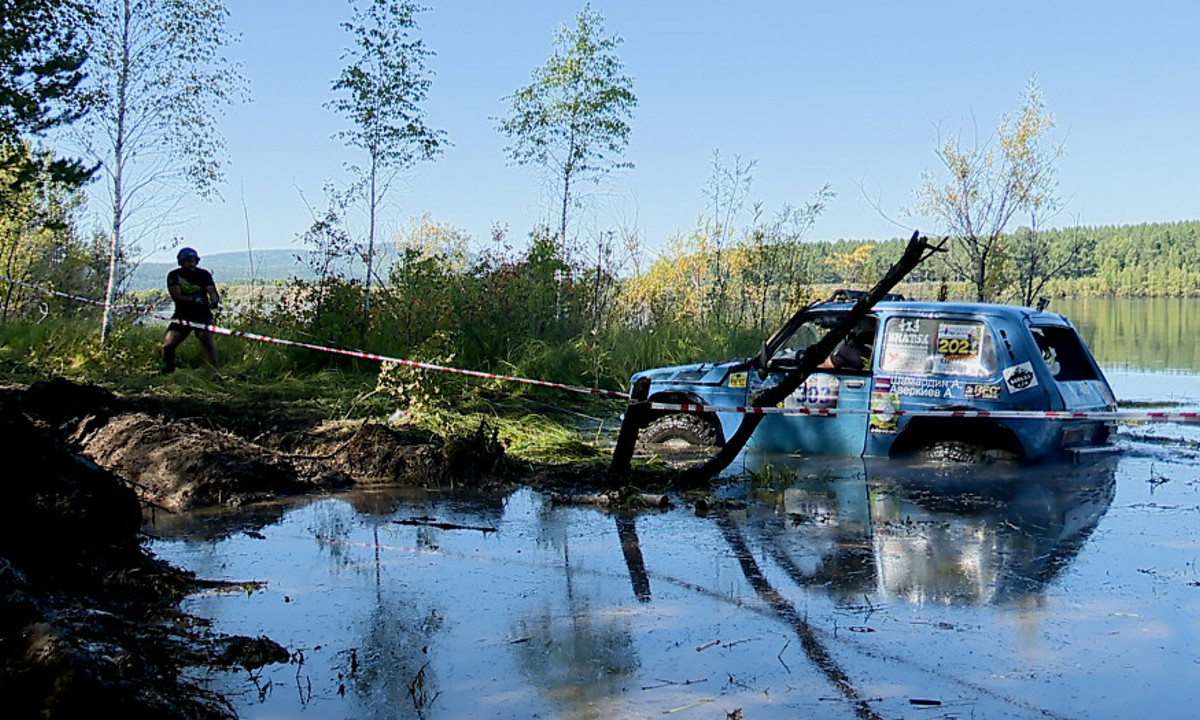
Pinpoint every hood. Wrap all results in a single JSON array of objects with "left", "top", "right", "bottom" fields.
[{"left": 630, "top": 358, "right": 748, "bottom": 386}]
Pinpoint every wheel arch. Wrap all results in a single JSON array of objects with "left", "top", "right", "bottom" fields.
[{"left": 888, "top": 416, "right": 1026, "bottom": 459}]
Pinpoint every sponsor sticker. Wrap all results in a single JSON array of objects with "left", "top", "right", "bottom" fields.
[
  {"left": 869, "top": 392, "right": 900, "bottom": 433},
  {"left": 964, "top": 383, "right": 1002, "bottom": 400},
  {"left": 1003, "top": 361, "right": 1039, "bottom": 394},
  {"left": 890, "top": 376, "right": 963, "bottom": 399},
  {"left": 728, "top": 372, "right": 747, "bottom": 388}
]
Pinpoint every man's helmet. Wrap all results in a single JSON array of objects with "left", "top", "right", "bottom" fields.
[{"left": 177, "top": 247, "right": 200, "bottom": 265}]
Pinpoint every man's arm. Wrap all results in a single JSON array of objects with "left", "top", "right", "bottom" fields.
[
  {"left": 204, "top": 284, "right": 219, "bottom": 308},
  {"left": 168, "top": 282, "right": 190, "bottom": 304}
]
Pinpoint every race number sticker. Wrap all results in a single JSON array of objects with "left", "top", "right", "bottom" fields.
[
  {"left": 785, "top": 373, "right": 840, "bottom": 412},
  {"left": 936, "top": 323, "right": 981, "bottom": 359},
  {"left": 1003, "top": 361, "right": 1039, "bottom": 394}
]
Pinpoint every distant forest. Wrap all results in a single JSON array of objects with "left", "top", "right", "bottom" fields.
[
  {"left": 807, "top": 219, "right": 1200, "bottom": 300},
  {"left": 129, "top": 219, "right": 1200, "bottom": 301}
]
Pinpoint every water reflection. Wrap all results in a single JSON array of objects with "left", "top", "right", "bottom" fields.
[
  {"left": 514, "top": 496, "right": 639, "bottom": 719},
  {"left": 732, "top": 452, "right": 1117, "bottom": 606},
  {"left": 150, "top": 451, "right": 1125, "bottom": 719}
]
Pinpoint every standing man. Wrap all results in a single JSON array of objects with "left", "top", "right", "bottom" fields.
[{"left": 162, "top": 247, "right": 220, "bottom": 373}]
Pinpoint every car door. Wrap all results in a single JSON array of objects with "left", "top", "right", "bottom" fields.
[{"left": 747, "top": 316, "right": 875, "bottom": 456}]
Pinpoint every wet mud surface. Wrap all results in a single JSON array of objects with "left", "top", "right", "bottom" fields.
[{"left": 8, "top": 373, "right": 1200, "bottom": 718}]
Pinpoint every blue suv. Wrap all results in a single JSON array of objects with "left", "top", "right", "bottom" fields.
[{"left": 630, "top": 297, "right": 1117, "bottom": 461}]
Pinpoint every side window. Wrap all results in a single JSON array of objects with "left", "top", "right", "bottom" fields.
[
  {"left": 880, "top": 317, "right": 997, "bottom": 378},
  {"left": 1030, "top": 326, "right": 1099, "bottom": 381}
]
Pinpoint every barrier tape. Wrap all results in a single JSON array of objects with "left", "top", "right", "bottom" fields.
[
  {"left": 8, "top": 276, "right": 1200, "bottom": 424},
  {"left": 1, "top": 276, "right": 628, "bottom": 400},
  {"left": 645, "top": 401, "right": 1200, "bottom": 423}
]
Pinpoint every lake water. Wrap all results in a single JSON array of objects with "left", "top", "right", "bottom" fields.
[{"left": 148, "top": 298, "right": 1200, "bottom": 720}]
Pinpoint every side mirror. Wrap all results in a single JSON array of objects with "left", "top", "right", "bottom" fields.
[{"left": 757, "top": 339, "right": 770, "bottom": 379}]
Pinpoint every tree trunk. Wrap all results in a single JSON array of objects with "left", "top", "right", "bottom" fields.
[
  {"left": 100, "top": 0, "right": 133, "bottom": 347},
  {"left": 361, "top": 154, "right": 378, "bottom": 342}
]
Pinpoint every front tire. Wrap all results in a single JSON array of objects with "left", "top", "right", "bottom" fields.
[{"left": 638, "top": 413, "right": 718, "bottom": 448}]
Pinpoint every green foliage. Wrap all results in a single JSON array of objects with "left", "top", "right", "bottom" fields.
[
  {"left": 0, "top": 141, "right": 102, "bottom": 322},
  {"left": 0, "top": 319, "right": 151, "bottom": 378},
  {"left": 914, "top": 77, "right": 1063, "bottom": 301},
  {"left": 0, "top": 0, "right": 91, "bottom": 188},
  {"left": 497, "top": 3, "right": 636, "bottom": 242}
]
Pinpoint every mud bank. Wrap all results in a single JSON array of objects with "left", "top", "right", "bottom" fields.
[{"left": 0, "top": 377, "right": 529, "bottom": 718}]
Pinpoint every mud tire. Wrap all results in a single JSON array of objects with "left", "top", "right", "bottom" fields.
[
  {"left": 913, "top": 440, "right": 1021, "bottom": 464},
  {"left": 917, "top": 440, "right": 985, "bottom": 463},
  {"left": 639, "top": 413, "right": 718, "bottom": 448}
]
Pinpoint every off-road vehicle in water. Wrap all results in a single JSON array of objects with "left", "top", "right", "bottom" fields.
[{"left": 630, "top": 295, "right": 1117, "bottom": 462}]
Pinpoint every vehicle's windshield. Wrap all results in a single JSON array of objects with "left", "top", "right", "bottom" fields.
[
  {"left": 774, "top": 314, "right": 877, "bottom": 372},
  {"left": 879, "top": 316, "right": 997, "bottom": 378}
]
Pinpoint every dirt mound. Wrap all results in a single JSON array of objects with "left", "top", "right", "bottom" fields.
[
  {"left": 75, "top": 413, "right": 349, "bottom": 512},
  {"left": 335, "top": 420, "right": 510, "bottom": 487},
  {"left": 19, "top": 376, "right": 133, "bottom": 429},
  {"left": 0, "top": 385, "right": 282, "bottom": 719}
]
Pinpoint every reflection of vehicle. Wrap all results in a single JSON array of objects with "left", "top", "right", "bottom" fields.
[
  {"left": 632, "top": 297, "right": 1118, "bottom": 461},
  {"left": 735, "top": 453, "right": 1118, "bottom": 606}
]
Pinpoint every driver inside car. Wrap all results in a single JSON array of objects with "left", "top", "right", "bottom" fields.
[{"left": 820, "top": 329, "right": 874, "bottom": 371}]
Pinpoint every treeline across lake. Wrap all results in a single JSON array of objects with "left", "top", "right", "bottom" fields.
[{"left": 805, "top": 219, "right": 1200, "bottom": 301}]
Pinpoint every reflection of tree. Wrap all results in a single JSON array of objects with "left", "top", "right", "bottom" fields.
[
  {"left": 615, "top": 514, "right": 651, "bottom": 602},
  {"left": 335, "top": 516, "right": 446, "bottom": 720},
  {"left": 350, "top": 583, "right": 444, "bottom": 719},
  {"left": 514, "top": 504, "right": 639, "bottom": 718},
  {"left": 716, "top": 514, "right": 883, "bottom": 720}
]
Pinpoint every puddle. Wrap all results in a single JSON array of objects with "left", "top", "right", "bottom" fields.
[{"left": 148, "top": 372, "right": 1200, "bottom": 719}]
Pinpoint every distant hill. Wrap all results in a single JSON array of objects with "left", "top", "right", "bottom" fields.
[{"left": 127, "top": 249, "right": 322, "bottom": 291}]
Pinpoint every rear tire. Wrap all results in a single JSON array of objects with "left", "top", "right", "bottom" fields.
[
  {"left": 912, "top": 440, "right": 1020, "bottom": 464},
  {"left": 639, "top": 413, "right": 718, "bottom": 448}
]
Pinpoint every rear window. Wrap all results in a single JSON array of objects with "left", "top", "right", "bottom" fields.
[
  {"left": 1030, "top": 326, "right": 1099, "bottom": 381},
  {"left": 880, "top": 317, "right": 997, "bottom": 378}
]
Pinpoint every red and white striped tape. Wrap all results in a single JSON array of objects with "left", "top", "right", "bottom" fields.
[
  {"left": 646, "top": 401, "right": 1200, "bottom": 423},
  {"left": 1, "top": 276, "right": 628, "bottom": 399},
  {"left": 9, "top": 276, "right": 1200, "bottom": 424}
]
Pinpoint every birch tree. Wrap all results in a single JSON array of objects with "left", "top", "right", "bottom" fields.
[
  {"left": 915, "top": 77, "right": 1062, "bottom": 302},
  {"left": 497, "top": 3, "right": 636, "bottom": 245},
  {"left": 327, "top": 0, "right": 446, "bottom": 335},
  {"left": 74, "top": 0, "right": 246, "bottom": 343}
]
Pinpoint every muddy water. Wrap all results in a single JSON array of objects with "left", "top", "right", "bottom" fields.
[{"left": 148, "top": 369, "right": 1200, "bottom": 719}]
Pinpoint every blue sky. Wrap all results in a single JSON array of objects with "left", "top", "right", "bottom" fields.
[{"left": 143, "top": 0, "right": 1199, "bottom": 262}]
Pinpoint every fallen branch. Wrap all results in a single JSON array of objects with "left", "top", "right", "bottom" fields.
[{"left": 393, "top": 517, "right": 496, "bottom": 533}]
